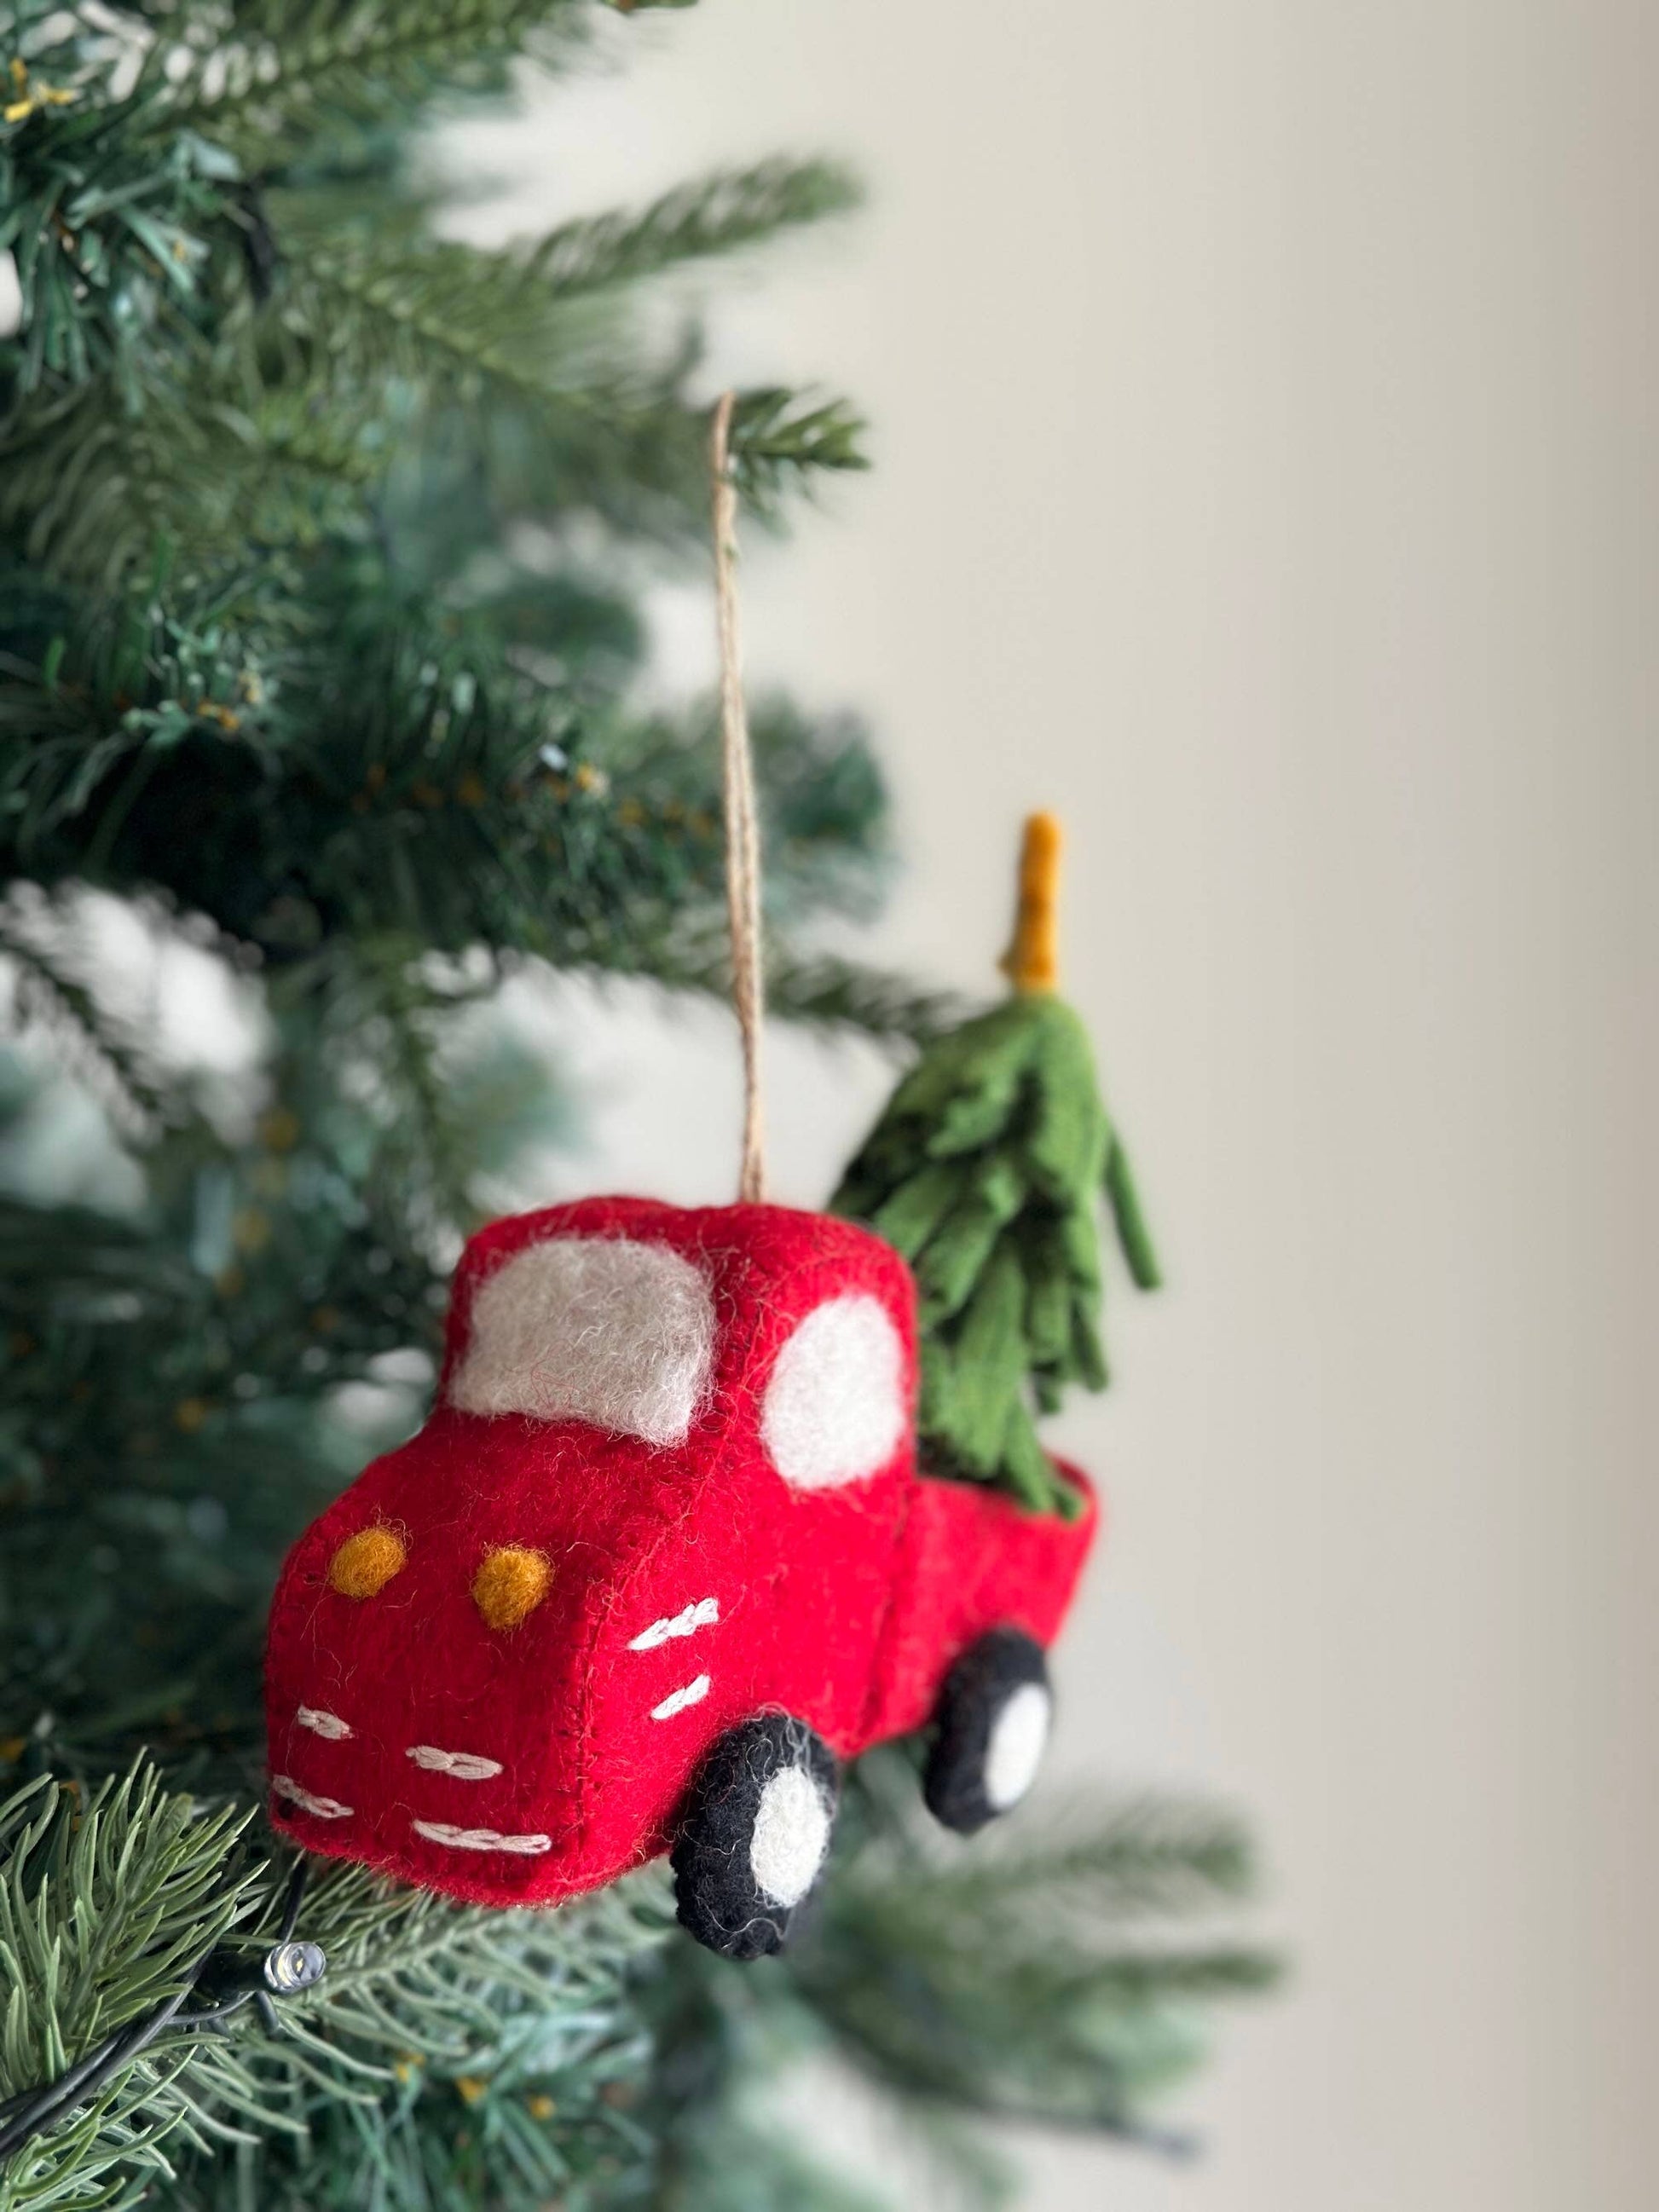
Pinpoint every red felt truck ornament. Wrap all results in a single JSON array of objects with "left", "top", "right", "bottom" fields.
[{"left": 265, "top": 1195, "right": 1097, "bottom": 1956}]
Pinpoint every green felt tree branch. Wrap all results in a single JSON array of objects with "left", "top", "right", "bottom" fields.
[{"left": 834, "top": 816, "right": 1159, "bottom": 1516}]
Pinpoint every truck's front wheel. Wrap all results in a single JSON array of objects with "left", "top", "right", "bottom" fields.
[
  {"left": 673, "top": 1715, "right": 840, "bottom": 1959},
  {"left": 923, "top": 1627, "right": 1053, "bottom": 1834}
]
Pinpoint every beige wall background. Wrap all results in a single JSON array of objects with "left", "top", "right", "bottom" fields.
[{"left": 457, "top": 4, "right": 1658, "bottom": 2205}]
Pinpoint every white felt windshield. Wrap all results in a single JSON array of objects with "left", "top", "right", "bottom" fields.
[{"left": 450, "top": 1236, "right": 715, "bottom": 1446}]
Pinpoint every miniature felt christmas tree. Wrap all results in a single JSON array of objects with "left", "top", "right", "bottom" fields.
[{"left": 832, "top": 813, "right": 1159, "bottom": 1517}]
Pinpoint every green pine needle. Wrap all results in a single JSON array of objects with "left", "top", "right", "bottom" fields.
[{"left": 0, "top": 1764, "right": 667, "bottom": 2212}]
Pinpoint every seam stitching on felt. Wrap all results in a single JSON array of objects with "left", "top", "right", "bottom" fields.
[{"left": 858, "top": 1337, "right": 923, "bottom": 1746}]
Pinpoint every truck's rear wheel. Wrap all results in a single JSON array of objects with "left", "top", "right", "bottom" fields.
[
  {"left": 923, "top": 1627, "right": 1052, "bottom": 1834},
  {"left": 672, "top": 1715, "right": 839, "bottom": 1959}
]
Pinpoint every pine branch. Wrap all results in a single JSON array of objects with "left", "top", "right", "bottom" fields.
[
  {"left": 0, "top": 896, "right": 169, "bottom": 1140},
  {"left": 147, "top": 2, "right": 595, "bottom": 173},
  {"left": 0, "top": 372, "right": 376, "bottom": 589},
  {"left": 268, "top": 189, "right": 868, "bottom": 528},
  {"left": 761, "top": 953, "right": 965, "bottom": 1044},
  {"left": 559, "top": 929, "right": 964, "bottom": 1049},
  {"left": 787, "top": 1761, "right": 1280, "bottom": 2139},
  {"left": 266, "top": 933, "right": 506, "bottom": 1238},
  {"left": 726, "top": 388, "right": 870, "bottom": 520},
  {"left": 518, "top": 159, "right": 861, "bottom": 297},
  {"left": 275, "top": 159, "right": 857, "bottom": 391},
  {"left": 0, "top": 69, "right": 243, "bottom": 404},
  {"left": 0, "top": 1767, "right": 263, "bottom": 2210},
  {"left": 3, "top": 111, "right": 862, "bottom": 577},
  {"left": 849, "top": 1789, "right": 1263, "bottom": 1923},
  {"left": 0, "top": 590, "right": 905, "bottom": 1054},
  {"left": 0, "top": 1764, "right": 668, "bottom": 2212}
]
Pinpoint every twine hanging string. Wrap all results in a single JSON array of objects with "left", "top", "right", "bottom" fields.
[{"left": 708, "top": 391, "right": 767, "bottom": 1204}]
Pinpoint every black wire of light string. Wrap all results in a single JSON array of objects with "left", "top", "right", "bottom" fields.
[{"left": 0, "top": 1857, "right": 325, "bottom": 2165}]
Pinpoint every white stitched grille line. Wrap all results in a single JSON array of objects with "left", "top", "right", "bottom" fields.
[
  {"left": 406, "top": 1745, "right": 503, "bottom": 1780},
  {"left": 411, "top": 1820, "right": 551, "bottom": 1855},
  {"left": 296, "top": 1707, "right": 352, "bottom": 1740},
  {"left": 650, "top": 1673, "right": 711, "bottom": 1722},
  {"left": 627, "top": 1597, "right": 720, "bottom": 1652},
  {"left": 273, "top": 1775, "right": 352, "bottom": 1819}
]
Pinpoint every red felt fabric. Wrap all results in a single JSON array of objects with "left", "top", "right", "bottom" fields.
[{"left": 265, "top": 1197, "right": 1099, "bottom": 1908}]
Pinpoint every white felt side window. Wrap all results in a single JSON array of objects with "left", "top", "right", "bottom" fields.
[
  {"left": 450, "top": 1236, "right": 714, "bottom": 1445},
  {"left": 760, "top": 1295, "right": 906, "bottom": 1490}
]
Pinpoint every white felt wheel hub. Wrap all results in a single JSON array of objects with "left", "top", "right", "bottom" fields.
[
  {"left": 749, "top": 1764, "right": 831, "bottom": 1907},
  {"left": 983, "top": 1682, "right": 1051, "bottom": 1812}
]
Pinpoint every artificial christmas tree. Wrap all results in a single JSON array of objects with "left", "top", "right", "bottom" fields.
[{"left": 0, "top": 5, "right": 1275, "bottom": 2205}]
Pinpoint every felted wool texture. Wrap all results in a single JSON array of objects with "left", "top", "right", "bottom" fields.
[
  {"left": 923, "top": 1626, "right": 1050, "bottom": 1834},
  {"left": 670, "top": 1714, "right": 839, "bottom": 1959},
  {"left": 265, "top": 1194, "right": 1099, "bottom": 1913},
  {"left": 862, "top": 1458, "right": 1097, "bottom": 1750},
  {"left": 327, "top": 1525, "right": 406, "bottom": 1599},
  {"left": 760, "top": 1293, "right": 906, "bottom": 1489},
  {"left": 471, "top": 1545, "right": 552, "bottom": 1631},
  {"left": 449, "top": 1232, "right": 715, "bottom": 1445},
  {"left": 748, "top": 1763, "right": 832, "bottom": 1904},
  {"left": 831, "top": 990, "right": 1158, "bottom": 1519},
  {"left": 983, "top": 1681, "right": 1052, "bottom": 1811}
]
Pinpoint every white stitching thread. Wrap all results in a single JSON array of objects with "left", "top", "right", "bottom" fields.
[
  {"left": 406, "top": 1745, "right": 503, "bottom": 1780},
  {"left": 650, "top": 1673, "right": 711, "bottom": 1721},
  {"left": 627, "top": 1597, "right": 719, "bottom": 1651},
  {"left": 273, "top": 1775, "right": 352, "bottom": 1819},
  {"left": 296, "top": 1707, "right": 352, "bottom": 1740},
  {"left": 411, "top": 1820, "right": 552, "bottom": 1855}
]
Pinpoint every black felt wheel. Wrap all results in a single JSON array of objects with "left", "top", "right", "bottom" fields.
[
  {"left": 922, "top": 1626, "right": 1053, "bottom": 1834},
  {"left": 671, "top": 1715, "right": 840, "bottom": 1960}
]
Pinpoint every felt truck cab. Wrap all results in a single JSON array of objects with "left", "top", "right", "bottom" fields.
[{"left": 266, "top": 1197, "right": 1096, "bottom": 1956}]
